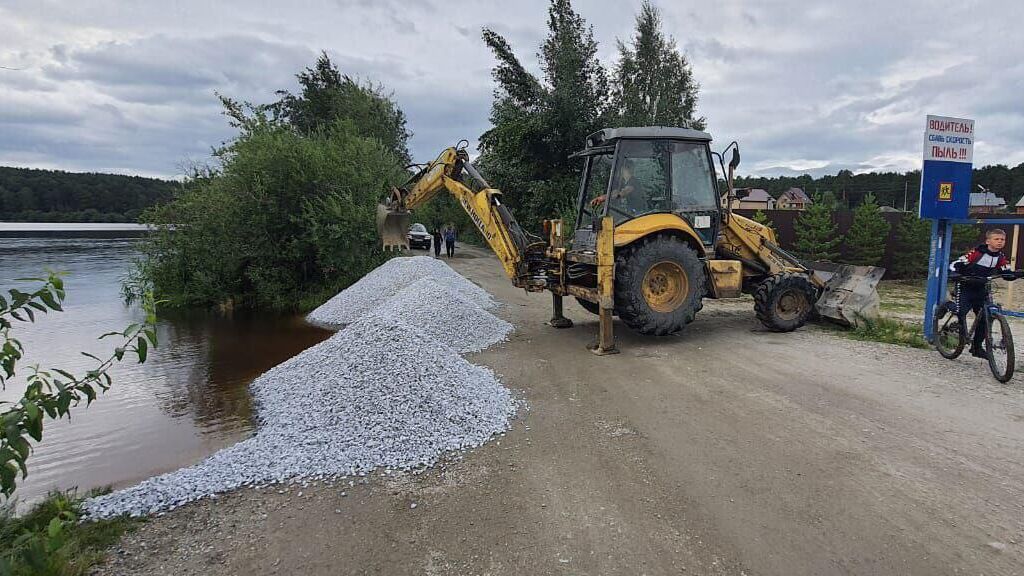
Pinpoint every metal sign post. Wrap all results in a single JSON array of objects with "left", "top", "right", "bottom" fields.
[{"left": 919, "top": 116, "right": 975, "bottom": 342}]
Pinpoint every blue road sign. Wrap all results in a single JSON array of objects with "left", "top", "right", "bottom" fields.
[{"left": 919, "top": 115, "right": 974, "bottom": 220}]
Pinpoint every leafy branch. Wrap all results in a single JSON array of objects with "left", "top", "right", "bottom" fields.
[{"left": 0, "top": 273, "right": 158, "bottom": 498}]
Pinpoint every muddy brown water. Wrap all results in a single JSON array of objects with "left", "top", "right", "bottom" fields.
[{"left": 0, "top": 233, "right": 331, "bottom": 509}]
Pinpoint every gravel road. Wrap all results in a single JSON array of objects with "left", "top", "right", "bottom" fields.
[{"left": 96, "top": 246, "right": 1024, "bottom": 576}]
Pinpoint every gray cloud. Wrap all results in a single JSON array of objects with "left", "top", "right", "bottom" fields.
[{"left": 0, "top": 0, "right": 1022, "bottom": 179}]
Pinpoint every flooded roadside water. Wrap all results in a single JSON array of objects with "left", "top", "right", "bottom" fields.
[{"left": 0, "top": 231, "right": 331, "bottom": 507}]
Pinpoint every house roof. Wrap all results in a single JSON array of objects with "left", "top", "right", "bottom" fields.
[
  {"left": 1015, "top": 195, "right": 1024, "bottom": 207},
  {"left": 779, "top": 187, "right": 811, "bottom": 203},
  {"left": 970, "top": 191, "right": 1006, "bottom": 207},
  {"left": 740, "top": 188, "right": 773, "bottom": 202}
]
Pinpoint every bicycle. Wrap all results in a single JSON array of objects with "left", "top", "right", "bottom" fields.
[{"left": 934, "top": 271, "right": 1024, "bottom": 383}]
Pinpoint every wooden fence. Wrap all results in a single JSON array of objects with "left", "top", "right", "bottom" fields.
[{"left": 734, "top": 210, "right": 1024, "bottom": 273}]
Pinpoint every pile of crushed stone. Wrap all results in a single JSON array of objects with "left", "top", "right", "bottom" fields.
[
  {"left": 363, "top": 277, "right": 512, "bottom": 353},
  {"left": 306, "top": 256, "right": 496, "bottom": 328},
  {"left": 83, "top": 258, "right": 516, "bottom": 519},
  {"left": 84, "top": 317, "right": 516, "bottom": 518}
]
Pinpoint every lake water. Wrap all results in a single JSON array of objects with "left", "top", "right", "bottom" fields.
[{"left": 0, "top": 230, "right": 331, "bottom": 507}]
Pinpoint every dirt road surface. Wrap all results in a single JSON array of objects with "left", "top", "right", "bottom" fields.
[{"left": 98, "top": 246, "right": 1024, "bottom": 576}]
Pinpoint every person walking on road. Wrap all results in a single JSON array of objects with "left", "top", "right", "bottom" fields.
[
  {"left": 431, "top": 227, "right": 443, "bottom": 258},
  {"left": 444, "top": 226, "right": 457, "bottom": 258}
]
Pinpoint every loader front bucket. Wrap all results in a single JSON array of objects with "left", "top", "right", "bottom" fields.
[
  {"left": 810, "top": 262, "right": 885, "bottom": 326},
  {"left": 377, "top": 203, "right": 410, "bottom": 251}
]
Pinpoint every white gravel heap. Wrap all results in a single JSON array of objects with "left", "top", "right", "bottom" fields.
[
  {"left": 306, "top": 256, "right": 496, "bottom": 328},
  {"left": 83, "top": 261, "right": 516, "bottom": 519},
  {"left": 364, "top": 277, "right": 512, "bottom": 353}
]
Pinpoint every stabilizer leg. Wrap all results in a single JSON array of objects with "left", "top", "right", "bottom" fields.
[
  {"left": 548, "top": 293, "right": 573, "bottom": 329},
  {"left": 588, "top": 306, "right": 619, "bottom": 355}
]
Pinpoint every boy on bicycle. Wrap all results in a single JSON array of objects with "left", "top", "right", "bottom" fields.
[{"left": 948, "top": 228, "right": 1016, "bottom": 358}]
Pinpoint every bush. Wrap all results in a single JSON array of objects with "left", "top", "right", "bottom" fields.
[
  {"left": 0, "top": 490, "right": 136, "bottom": 576},
  {"left": 132, "top": 120, "right": 405, "bottom": 311}
]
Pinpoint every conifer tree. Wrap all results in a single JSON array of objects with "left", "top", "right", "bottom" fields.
[
  {"left": 793, "top": 192, "right": 841, "bottom": 262},
  {"left": 752, "top": 209, "right": 774, "bottom": 230},
  {"left": 843, "top": 192, "right": 891, "bottom": 266},
  {"left": 891, "top": 213, "right": 931, "bottom": 278}
]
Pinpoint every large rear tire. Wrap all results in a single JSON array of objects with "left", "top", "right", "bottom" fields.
[
  {"left": 614, "top": 235, "right": 705, "bottom": 336},
  {"left": 754, "top": 273, "right": 817, "bottom": 332}
]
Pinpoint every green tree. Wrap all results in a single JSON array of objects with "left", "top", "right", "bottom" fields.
[
  {"left": 134, "top": 119, "right": 404, "bottom": 310},
  {"left": 477, "top": 0, "right": 609, "bottom": 230},
  {"left": 280, "top": 52, "right": 411, "bottom": 163},
  {"left": 611, "top": 1, "right": 704, "bottom": 129},
  {"left": 132, "top": 52, "right": 411, "bottom": 311},
  {"left": 891, "top": 213, "right": 932, "bottom": 278},
  {"left": 793, "top": 192, "right": 841, "bottom": 261},
  {"left": 952, "top": 224, "right": 981, "bottom": 253},
  {"left": 221, "top": 52, "right": 411, "bottom": 164},
  {"left": 751, "top": 209, "right": 774, "bottom": 231},
  {"left": 843, "top": 193, "right": 891, "bottom": 266}
]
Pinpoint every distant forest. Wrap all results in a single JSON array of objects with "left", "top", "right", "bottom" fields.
[
  {"left": 735, "top": 162, "right": 1024, "bottom": 211},
  {"left": 2, "top": 160, "right": 1024, "bottom": 223},
  {"left": 0, "top": 166, "right": 176, "bottom": 222}
]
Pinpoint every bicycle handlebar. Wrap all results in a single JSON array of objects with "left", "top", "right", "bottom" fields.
[{"left": 948, "top": 270, "right": 1024, "bottom": 284}]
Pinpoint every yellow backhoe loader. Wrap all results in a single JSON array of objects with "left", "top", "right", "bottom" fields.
[{"left": 378, "top": 127, "right": 883, "bottom": 354}]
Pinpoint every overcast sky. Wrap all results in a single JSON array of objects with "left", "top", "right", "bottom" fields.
[{"left": 1, "top": 0, "right": 1022, "bottom": 179}]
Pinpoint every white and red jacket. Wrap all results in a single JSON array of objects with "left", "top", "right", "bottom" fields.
[{"left": 950, "top": 244, "right": 1011, "bottom": 277}]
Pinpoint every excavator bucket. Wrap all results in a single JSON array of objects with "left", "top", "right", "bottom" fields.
[
  {"left": 810, "top": 263, "right": 886, "bottom": 326},
  {"left": 377, "top": 203, "right": 410, "bottom": 251}
]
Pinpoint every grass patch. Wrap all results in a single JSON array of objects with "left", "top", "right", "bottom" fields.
[
  {"left": 837, "top": 317, "right": 931, "bottom": 349},
  {"left": 0, "top": 490, "right": 137, "bottom": 576},
  {"left": 879, "top": 301, "right": 923, "bottom": 313}
]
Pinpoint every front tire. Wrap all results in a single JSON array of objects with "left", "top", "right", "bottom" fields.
[
  {"left": 614, "top": 235, "right": 705, "bottom": 336},
  {"left": 754, "top": 273, "right": 817, "bottom": 332},
  {"left": 986, "top": 314, "right": 1015, "bottom": 383}
]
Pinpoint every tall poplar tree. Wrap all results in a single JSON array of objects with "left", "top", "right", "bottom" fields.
[
  {"left": 611, "top": 1, "right": 704, "bottom": 129},
  {"left": 477, "top": 0, "right": 611, "bottom": 228}
]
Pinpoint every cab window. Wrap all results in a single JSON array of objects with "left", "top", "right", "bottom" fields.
[
  {"left": 608, "top": 139, "right": 717, "bottom": 223},
  {"left": 670, "top": 141, "right": 718, "bottom": 211},
  {"left": 578, "top": 153, "right": 613, "bottom": 229}
]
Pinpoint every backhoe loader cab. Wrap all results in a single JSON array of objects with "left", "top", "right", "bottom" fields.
[{"left": 572, "top": 127, "right": 721, "bottom": 253}]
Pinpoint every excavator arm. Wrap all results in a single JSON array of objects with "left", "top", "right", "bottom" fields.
[{"left": 377, "top": 145, "right": 548, "bottom": 289}]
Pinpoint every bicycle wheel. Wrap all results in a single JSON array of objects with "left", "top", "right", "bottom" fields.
[
  {"left": 986, "top": 314, "right": 1015, "bottom": 383},
  {"left": 934, "top": 313, "right": 965, "bottom": 359}
]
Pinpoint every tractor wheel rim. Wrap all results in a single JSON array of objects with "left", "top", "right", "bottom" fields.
[
  {"left": 776, "top": 289, "right": 808, "bottom": 321},
  {"left": 642, "top": 261, "right": 688, "bottom": 313}
]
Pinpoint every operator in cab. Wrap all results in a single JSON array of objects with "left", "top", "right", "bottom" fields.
[{"left": 590, "top": 161, "right": 644, "bottom": 214}]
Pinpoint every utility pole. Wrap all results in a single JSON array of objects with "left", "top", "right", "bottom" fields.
[{"left": 903, "top": 180, "right": 908, "bottom": 212}]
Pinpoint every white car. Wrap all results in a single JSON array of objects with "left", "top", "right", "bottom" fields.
[{"left": 407, "top": 223, "right": 432, "bottom": 250}]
